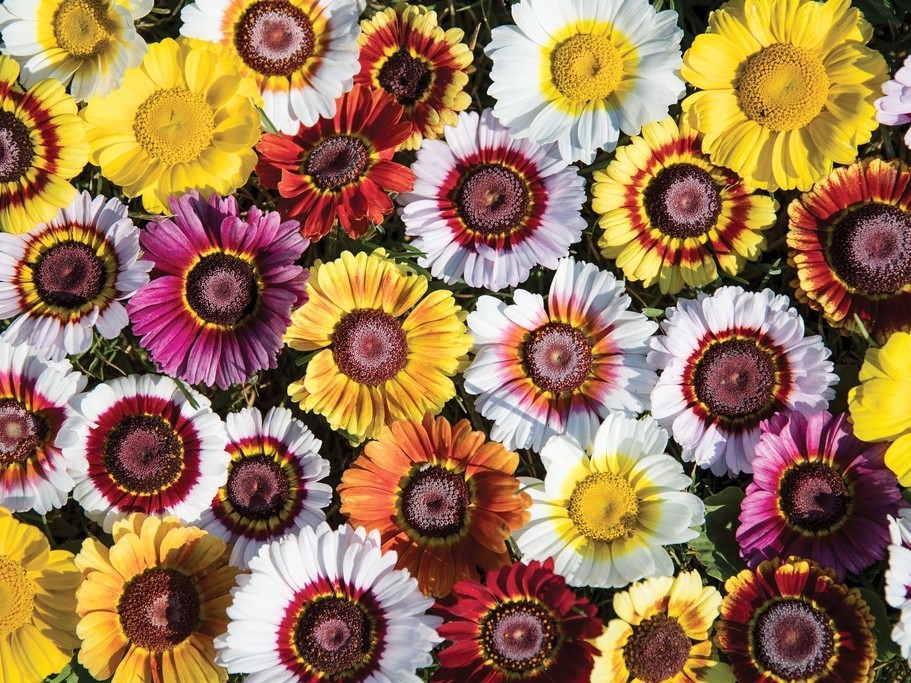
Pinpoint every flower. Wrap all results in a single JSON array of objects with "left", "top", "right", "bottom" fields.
[
  {"left": 285, "top": 249, "right": 471, "bottom": 443},
  {"left": 592, "top": 117, "right": 777, "bottom": 294},
  {"left": 0, "top": 0, "right": 150, "bottom": 101},
  {"left": 399, "top": 109, "right": 587, "bottom": 291},
  {"left": 464, "top": 256, "right": 657, "bottom": 453},
  {"left": 649, "top": 286, "right": 837, "bottom": 476},
  {"left": 214, "top": 523, "right": 441, "bottom": 682},
  {"left": 179, "top": 0, "right": 361, "bottom": 135},
  {"left": 849, "top": 330, "right": 911, "bottom": 485},
  {"left": 0, "top": 55, "right": 88, "bottom": 234},
  {"left": 197, "top": 406, "right": 331, "bottom": 568},
  {"left": 515, "top": 413, "right": 704, "bottom": 589},
  {"left": 356, "top": 2, "right": 472, "bottom": 150},
  {"left": 876, "top": 55, "right": 911, "bottom": 150},
  {"left": 0, "top": 190, "right": 151, "bottom": 357},
  {"left": 126, "top": 191, "right": 308, "bottom": 390},
  {"left": 787, "top": 158, "right": 911, "bottom": 342},
  {"left": 431, "top": 558, "right": 603, "bottom": 683},
  {"left": 338, "top": 414, "right": 531, "bottom": 597},
  {"left": 255, "top": 83, "right": 414, "bottom": 241},
  {"left": 737, "top": 410, "right": 905, "bottom": 582},
  {"left": 81, "top": 37, "right": 261, "bottom": 214},
  {"left": 61, "top": 373, "right": 229, "bottom": 532},
  {"left": 592, "top": 570, "right": 732, "bottom": 683},
  {"left": 715, "top": 557, "right": 876, "bottom": 682},
  {"left": 75, "top": 513, "right": 240, "bottom": 683},
  {"left": 484, "top": 0, "right": 684, "bottom": 164},
  {"left": 886, "top": 510, "right": 911, "bottom": 662},
  {"left": 681, "top": 0, "right": 887, "bottom": 191}
]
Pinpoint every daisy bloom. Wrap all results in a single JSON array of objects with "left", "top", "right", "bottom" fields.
[
  {"left": 0, "top": 507, "right": 81, "bottom": 683},
  {"left": 592, "top": 570, "right": 732, "bottom": 683},
  {"left": 876, "top": 55, "right": 911, "bottom": 150},
  {"left": 715, "top": 557, "right": 876, "bottom": 683},
  {"left": 60, "top": 373, "right": 229, "bottom": 532},
  {"left": 285, "top": 249, "right": 471, "bottom": 443},
  {"left": 485, "top": 0, "right": 684, "bottom": 164},
  {"left": 214, "top": 523, "right": 442, "bottom": 682},
  {"left": 0, "top": 55, "right": 88, "bottom": 234},
  {"left": 356, "top": 2, "right": 472, "bottom": 150},
  {"left": 681, "top": 0, "right": 887, "bottom": 191},
  {"left": 255, "top": 83, "right": 414, "bottom": 241},
  {"left": 180, "top": 0, "right": 361, "bottom": 135},
  {"left": 464, "top": 256, "right": 657, "bottom": 453},
  {"left": 399, "top": 109, "right": 587, "bottom": 291},
  {"left": 886, "top": 510, "right": 911, "bottom": 662},
  {"left": 0, "top": 0, "right": 150, "bottom": 102},
  {"left": 514, "top": 413, "right": 704, "bottom": 589},
  {"left": 81, "top": 37, "right": 261, "bottom": 214},
  {"left": 849, "top": 330, "right": 911, "bottom": 485},
  {"left": 431, "top": 558, "right": 602, "bottom": 683},
  {"left": 127, "top": 191, "right": 308, "bottom": 390},
  {"left": 75, "top": 513, "right": 241, "bottom": 683},
  {"left": 737, "top": 410, "right": 905, "bottom": 582},
  {"left": 592, "top": 117, "right": 777, "bottom": 295},
  {"left": 649, "top": 286, "right": 837, "bottom": 476},
  {"left": 338, "top": 414, "right": 531, "bottom": 597},
  {"left": 788, "top": 158, "right": 911, "bottom": 341},
  {"left": 197, "top": 406, "right": 331, "bottom": 569},
  {"left": 0, "top": 190, "right": 151, "bottom": 358}
]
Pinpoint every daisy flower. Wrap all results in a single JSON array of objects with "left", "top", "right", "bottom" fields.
[
  {"left": 876, "top": 55, "right": 911, "bottom": 150},
  {"left": 399, "top": 109, "right": 587, "bottom": 291},
  {"left": 338, "top": 414, "right": 531, "bottom": 597},
  {"left": 464, "top": 256, "right": 657, "bottom": 453},
  {"left": 197, "top": 406, "right": 331, "bottom": 569},
  {"left": 681, "top": 0, "right": 887, "bottom": 191},
  {"left": 592, "top": 117, "right": 777, "bottom": 295},
  {"left": 60, "top": 373, "right": 229, "bottom": 532},
  {"left": 886, "top": 510, "right": 911, "bottom": 662},
  {"left": 180, "top": 0, "right": 361, "bottom": 135},
  {"left": 284, "top": 249, "right": 471, "bottom": 443},
  {"left": 0, "top": 507, "right": 81, "bottom": 683},
  {"left": 256, "top": 84, "right": 414, "bottom": 241},
  {"left": 484, "top": 0, "right": 684, "bottom": 164},
  {"left": 0, "top": 55, "right": 88, "bottom": 234},
  {"left": 431, "top": 558, "right": 603, "bottom": 683},
  {"left": 126, "top": 191, "right": 308, "bottom": 390},
  {"left": 214, "top": 523, "right": 442, "bottom": 682},
  {"left": 356, "top": 2, "right": 472, "bottom": 150},
  {"left": 514, "top": 413, "right": 704, "bottom": 589},
  {"left": 737, "top": 410, "right": 905, "bottom": 582},
  {"left": 0, "top": 190, "right": 151, "bottom": 358},
  {"left": 649, "top": 286, "right": 837, "bottom": 476},
  {"left": 75, "top": 513, "right": 240, "bottom": 683},
  {"left": 81, "top": 37, "right": 261, "bottom": 214}
]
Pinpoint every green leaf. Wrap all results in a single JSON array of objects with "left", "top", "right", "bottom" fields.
[
  {"left": 689, "top": 486, "right": 747, "bottom": 582},
  {"left": 859, "top": 587, "right": 899, "bottom": 662}
]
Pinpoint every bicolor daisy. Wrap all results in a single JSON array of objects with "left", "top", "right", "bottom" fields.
[
  {"left": 886, "top": 510, "right": 911, "bottom": 663},
  {"left": 877, "top": 55, "right": 911, "bottom": 151}
]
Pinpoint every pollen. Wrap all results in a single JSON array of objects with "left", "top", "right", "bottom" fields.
[
  {"left": 133, "top": 87, "right": 215, "bottom": 165},
  {"left": 550, "top": 33, "right": 623, "bottom": 103},
  {"left": 53, "top": 0, "right": 116, "bottom": 59},
  {"left": 568, "top": 472, "right": 639, "bottom": 542}
]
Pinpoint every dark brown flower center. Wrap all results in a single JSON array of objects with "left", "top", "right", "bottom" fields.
[
  {"left": 779, "top": 461, "right": 849, "bottom": 533},
  {"left": 35, "top": 241, "right": 106, "bottom": 310},
  {"left": 829, "top": 203, "right": 911, "bottom": 295},
  {"left": 693, "top": 338, "right": 776, "bottom": 419},
  {"left": 523, "top": 322, "right": 593, "bottom": 394},
  {"left": 305, "top": 135, "right": 371, "bottom": 191},
  {"left": 378, "top": 50, "right": 432, "bottom": 106},
  {"left": 754, "top": 599, "right": 834, "bottom": 680},
  {"left": 481, "top": 600, "right": 557, "bottom": 673},
  {"left": 643, "top": 163, "right": 721, "bottom": 239},
  {"left": 0, "top": 110, "right": 34, "bottom": 183},
  {"left": 103, "top": 414, "right": 183, "bottom": 494},
  {"left": 332, "top": 309, "right": 408, "bottom": 386},
  {"left": 623, "top": 613, "right": 691, "bottom": 683},
  {"left": 185, "top": 253, "right": 258, "bottom": 327},
  {"left": 226, "top": 454, "right": 290, "bottom": 520},
  {"left": 234, "top": 0, "right": 315, "bottom": 77},
  {"left": 0, "top": 398, "right": 47, "bottom": 465},
  {"left": 118, "top": 567, "right": 201, "bottom": 652},
  {"left": 399, "top": 465, "right": 469, "bottom": 538},
  {"left": 454, "top": 164, "right": 530, "bottom": 236},
  {"left": 295, "top": 596, "right": 372, "bottom": 676}
]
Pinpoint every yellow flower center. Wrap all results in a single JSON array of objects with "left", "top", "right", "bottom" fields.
[
  {"left": 133, "top": 87, "right": 215, "bottom": 165},
  {"left": 551, "top": 34, "right": 623, "bottom": 103},
  {"left": 568, "top": 472, "right": 639, "bottom": 542},
  {"left": 738, "top": 44, "right": 829, "bottom": 132},
  {"left": 0, "top": 554, "right": 35, "bottom": 637},
  {"left": 53, "top": 0, "right": 115, "bottom": 59}
]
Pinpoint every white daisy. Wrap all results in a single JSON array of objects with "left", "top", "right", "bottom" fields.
[{"left": 888, "top": 511, "right": 911, "bottom": 663}]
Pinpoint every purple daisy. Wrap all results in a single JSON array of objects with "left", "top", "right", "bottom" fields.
[
  {"left": 127, "top": 191, "right": 309, "bottom": 389},
  {"left": 876, "top": 55, "right": 911, "bottom": 151}
]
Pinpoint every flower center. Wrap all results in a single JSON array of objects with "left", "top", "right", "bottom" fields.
[
  {"left": 133, "top": 87, "right": 215, "bottom": 165},
  {"left": 52, "top": 0, "right": 115, "bottom": 59},
  {"left": 829, "top": 203, "right": 911, "bottom": 295},
  {"left": 234, "top": 0, "right": 315, "bottom": 77},
  {"left": 34, "top": 240, "right": 106, "bottom": 310},
  {"left": 332, "top": 309, "right": 408, "bottom": 386},
  {"left": 399, "top": 464, "right": 469, "bottom": 539},
  {"left": 118, "top": 567, "right": 200, "bottom": 652},
  {"left": 739, "top": 44, "right": 829, "bottom": 132},
  {"left": 568, "top": 472, "right": 639, "bottom": 542},
  {"left": 0, "top": 555, "right": 34, "bottom": 638},
  {"left": 295, "top": 596, "right": 372, "bottom": 676},
  {"left": 185, "top": 253, "right": 258, "bottom": 327},
  {"left": 754, "top": 599, "right": 834, "bottom": 680},
  {"left": 0, "top": 110, "right": 34, "bottom": 183},
  {"left": 454, "top": 164, "right": 531, "bottom": 237},
  {"left": 644, "top": 163, "right": 722, "bottom": 238},
  {"left": 305, "top": 135, "right": 371, "bottom": 191},
  {"left": 551, "top": 33, "right": 623, "bottom": 102},
  {"left": 226, "top": 454, "right": 290, "bottom": 520},
  {"left": 693, "top": 338, "right": 777, "bottom": 419},
  {"left": 480, "top": 600, "right": 557, "bottom": 673},
  {"left": 378, "top": 50, "right": 432, "bottom": 106},
  {"left": 0, "top": 398, "right": 47, "bottom": 465},
  {"left": 523, "top": 322, "right": 593, "bottom": 394},
  {"left": 779, "top": 461, "right": 849, "bottom": 533},
  {"left": 102, "top": 414, "right": 184, "bottom": 494},
  {"left": 623, "top": 614, "right": 691, "bottom": 683}
]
